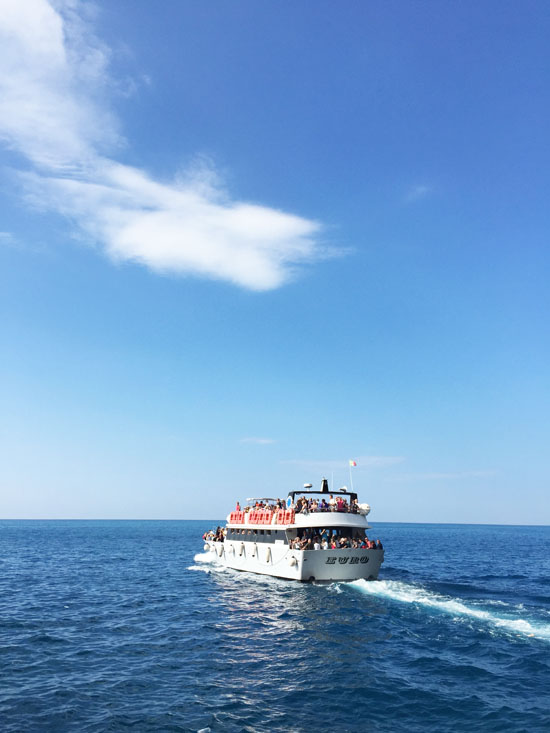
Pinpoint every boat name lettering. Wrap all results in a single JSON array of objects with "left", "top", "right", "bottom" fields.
[{"left": 325, "top": 556, "right": 370, "bottom": 565}]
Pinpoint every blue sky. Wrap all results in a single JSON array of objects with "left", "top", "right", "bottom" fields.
[{"left": 1, "top": 0, "right": 549, "bottom": 522}]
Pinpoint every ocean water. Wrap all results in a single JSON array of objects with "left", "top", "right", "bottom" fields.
[{"left": 1, "top": 521, "right": 549, "bottom": 732}]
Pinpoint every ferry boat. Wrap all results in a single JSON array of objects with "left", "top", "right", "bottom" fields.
[{"left": 203, "top": 478, "right": 384, "bottom": 582}]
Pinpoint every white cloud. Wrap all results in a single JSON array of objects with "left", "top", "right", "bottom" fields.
[
  {"left": 0, "top": 0, "right": 118, "bottom": 170},
  {"left": 404, "top": 184, "right": 432, "bottom": 203},
  {"left": 0, "top": 231, "right": 15, "bottom": 243},
  {"left": 0, "top": 0, "right": 327, "bottom": 291},
  {"left": 356, "top": 455, "right": 406, "bottom": 468},
  {"left": 385, "top": 470, "right": 497, "bottom": 482},
  {"left": 284, "top": 455, "right": 405, "bottom": 470},
  {"left": 240, "top": 437, "right": 276, "bottom": 445}
]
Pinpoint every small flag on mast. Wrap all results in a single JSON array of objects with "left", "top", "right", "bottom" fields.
[{"left": 349, "top": 460, "right": 357, "bottom": 467}]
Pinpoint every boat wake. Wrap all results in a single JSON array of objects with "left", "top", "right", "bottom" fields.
[
  {"left": 349, "top": 579, "right": 550, "bottom": 642},
  {"left": 188, "top": 552, "right": 229, "bottom": 574}
]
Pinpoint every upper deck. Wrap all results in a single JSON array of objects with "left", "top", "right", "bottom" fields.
[
  {"left": 226, "top": 478, "right": 371, "bottom": 530},
  {"left": 226, "top": 509, "right": 369, "bottom": 529}
]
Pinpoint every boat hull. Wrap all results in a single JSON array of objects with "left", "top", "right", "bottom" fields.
[{"left": 205, "top": 540, "right": 384, "bottom": 582}]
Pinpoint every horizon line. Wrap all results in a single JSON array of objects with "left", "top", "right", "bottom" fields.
[{"left": 0, "top": 518, "right": 548, "bottom": 528}]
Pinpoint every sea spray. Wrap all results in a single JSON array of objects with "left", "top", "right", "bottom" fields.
[
  {"left": 193, "top": 552, "right": 217, "bottom": 564},
  {"left": 188, "top": 551, "right": 230, "bottom": 574}
]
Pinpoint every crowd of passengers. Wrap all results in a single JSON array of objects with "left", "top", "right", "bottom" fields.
[
  {"left": 203, "top": 527, "right": 225, "bottom": 542},
  {"left": 290, "top": 533, "right": 382, "bottom": 550},
  {"left": 293, "top": 495, "right": 361, "bottom": 513},
  {"left": 203, "top": 526, "right": 383, "bottom": 551},
  {"left": 235, "top": 494, "right": 362, "bottom": 514},
  {"left": 234, "top": 500, "right": 285, "bottom": 512}
]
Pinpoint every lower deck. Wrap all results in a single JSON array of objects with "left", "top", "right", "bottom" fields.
[{"left": 205, "top": 537, "right": 384, "bottom": 582}]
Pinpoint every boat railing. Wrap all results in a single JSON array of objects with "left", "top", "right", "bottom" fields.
[{"left": 228, "top": 509, "right": 295, "bottom": 525}]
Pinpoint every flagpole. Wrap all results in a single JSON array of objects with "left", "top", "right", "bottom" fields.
[{"left": 349, "top": 462, "right": 354, "bottom": 492}]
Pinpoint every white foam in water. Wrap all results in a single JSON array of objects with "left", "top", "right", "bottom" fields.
[
  {"left": 193, "top": 552, "right": 217, "bottom": 564},
  {"left": 349, "top": 579, "right": 550, "bottom": 642},
  {"left": 187, "top": 552, "right": 229, "bottom": 574}
]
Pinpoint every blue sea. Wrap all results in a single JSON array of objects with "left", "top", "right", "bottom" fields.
[{"left": 1, "top": 521, "right": 549, "bottom": 732}]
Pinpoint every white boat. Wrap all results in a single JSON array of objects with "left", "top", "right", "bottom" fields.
[{"left": 202, "top": 479, "right": 384, "bottom": 582}]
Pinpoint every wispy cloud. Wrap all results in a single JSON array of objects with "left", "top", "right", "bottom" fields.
[
  {"left": 0, "top": 0, "right": 119, "bottom": 170},
  {"left": 385, "top": 470, "right": 497, "bottom": 483},
  {"left": 0, "top": 0, "right": 328, "bottom": 291},
  {"left": 240, "top": 437, "right": 277, "bottom": 445},
  {"left": 404, "top": 184, "right": 432, "bottom": 203},
  {"left": 283, "top": 455, "right": 405, "bottom": 470},
  {"left": 0, "top": 231, "right": 16, "bottom": 246}
]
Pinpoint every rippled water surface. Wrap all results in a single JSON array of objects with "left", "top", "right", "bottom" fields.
[{"left": 1, "top": 520, "right": 549, "bottom": 732}]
